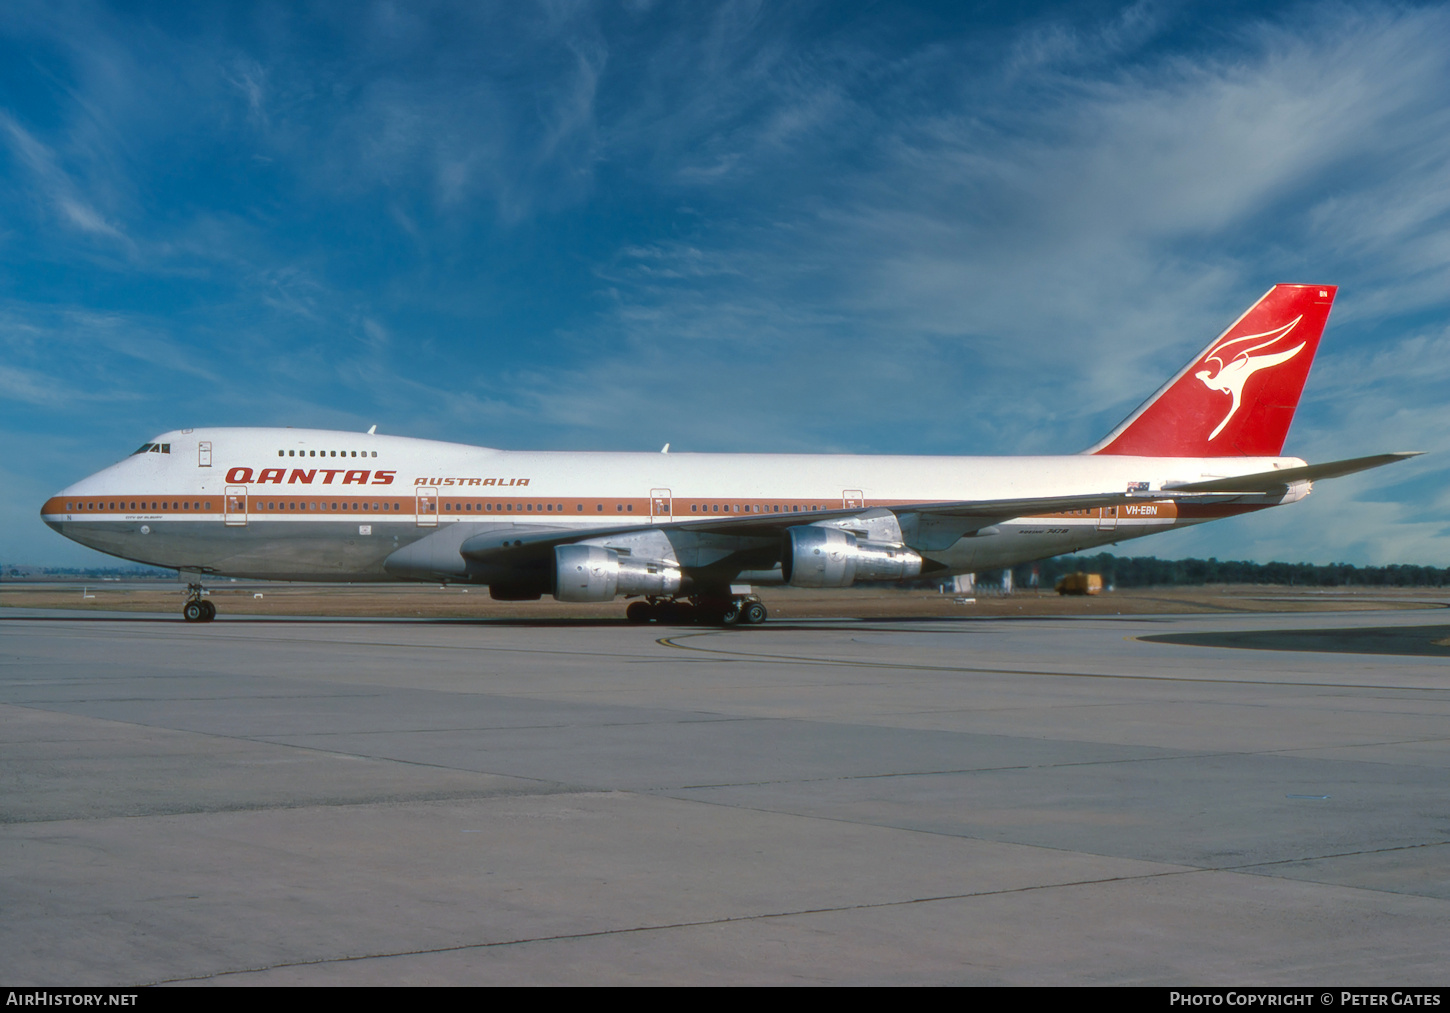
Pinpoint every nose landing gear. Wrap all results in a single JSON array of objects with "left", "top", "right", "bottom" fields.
[{"left": 182, "top": 582, "right": 216, "bottom": 622}]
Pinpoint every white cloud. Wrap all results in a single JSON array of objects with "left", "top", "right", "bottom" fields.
[{"left": 0, "top": 112, "right": 133, "bottom": 246}]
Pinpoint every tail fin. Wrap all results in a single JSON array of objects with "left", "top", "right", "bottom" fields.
[{"left": 1089, "top": 284, "right": 1336, "bottom": 457}]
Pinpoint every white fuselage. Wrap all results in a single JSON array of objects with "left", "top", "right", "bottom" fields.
[{"left": 42, "top": 427, "right": 1306, "bottom": 585}]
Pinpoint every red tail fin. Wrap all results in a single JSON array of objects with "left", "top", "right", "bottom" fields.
[{"left": 1089, "top": 284, "right": 1336, "bottom": 457}]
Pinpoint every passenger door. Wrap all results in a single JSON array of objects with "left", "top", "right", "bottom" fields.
[
  {"left": 416, "top": 487, "right": 439, "bottom": 527},
  {"left": 225, "top": 486, "right": 248, "bottom": 527}
]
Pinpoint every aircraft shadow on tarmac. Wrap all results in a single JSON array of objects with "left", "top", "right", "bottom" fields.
[{"left": 1142, "top": 624, "right": 1450, "bottom": 657}]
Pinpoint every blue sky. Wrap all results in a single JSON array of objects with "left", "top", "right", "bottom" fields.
[{"left": 4, "top": 0, "right": 1450, "bottom": 567}]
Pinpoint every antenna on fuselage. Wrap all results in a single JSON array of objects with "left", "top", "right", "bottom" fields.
[
  {"left": 367, "top": 425, "right": 377, "bottom": 435},
  {"left": 661, "top": 443, "right": 670, "bottom": 454}
]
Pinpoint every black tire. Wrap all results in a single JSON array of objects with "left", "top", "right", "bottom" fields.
[
  {"left": 183, "top": 601, "right": 204, "bottom": 622},
  {"left": 626, "top": 601, "right": 652, "bottom": 623},
  {"left": 742, "top": 601, "right": 767, "bottom": 625},
  {"left": 719, "top": 603, "right": 741, "bottom": 626},
  {"left": 200, "top": 599, "right": 216, "bottom": 621}
]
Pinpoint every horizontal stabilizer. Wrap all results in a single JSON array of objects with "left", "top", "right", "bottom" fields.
[{"left": 1163, "top": 452, "right": 1421, "bottom": 493}]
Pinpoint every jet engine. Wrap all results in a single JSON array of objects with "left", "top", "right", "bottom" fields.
[
  {"left": 780, "top": 526, "right": 923, "bottom": 588},
  {"left": 554, "top": 544, "right": 684, "bottom": 602}
]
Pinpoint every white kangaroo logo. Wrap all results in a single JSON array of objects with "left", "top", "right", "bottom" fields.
[{"left": 1194, "top": 316, "right": 1305, "bottom": 440}]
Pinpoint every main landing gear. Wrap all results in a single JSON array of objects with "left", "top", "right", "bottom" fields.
[
  {"left": 625, "top": 595, "right": 768, "bottom": 626},
  {"left": 182, "top": 581, "right": 216, "bottom": 623}
]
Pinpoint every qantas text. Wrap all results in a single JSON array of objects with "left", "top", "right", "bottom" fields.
[{"left": 225, "top": 468, "right": 396, "bottom": 485}]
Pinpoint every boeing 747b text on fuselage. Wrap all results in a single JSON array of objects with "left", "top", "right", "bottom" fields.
[{"left": 42, "top": 285, "right": 1416, "bottom": 624}]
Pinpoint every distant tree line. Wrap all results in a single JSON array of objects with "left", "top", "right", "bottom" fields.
[
  {"left": 3, "top": 565, "right": 177, "bottom": 581},
  {"left": 1011, "top": 553, "right": 1450, "bottom": 589}
]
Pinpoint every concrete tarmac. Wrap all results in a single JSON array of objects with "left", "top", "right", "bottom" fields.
[{"left": 2, "top": 606, "right": 1448, "bottom": 985}]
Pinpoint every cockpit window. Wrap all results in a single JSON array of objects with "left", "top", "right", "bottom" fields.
[
  {"left": 131, "top": 442, "right": 170, "bottom": 455},
  {"left": 132, "top": 443, "right": 154, "bottom": 456}
]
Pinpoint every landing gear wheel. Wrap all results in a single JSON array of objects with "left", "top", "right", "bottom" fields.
[
  {"left": 199, "top": 599, "right": 216, "bottom": 621},
  {"left": 742, "top": 601, "right": 767, "bottom": 625},
  {"left": 183, "top": 601, "right": 205, "bottom": 622},
  {"left": 718, "top": 602, "right": 741, "bottom": 626},
  {"left": 626, "top": 601, "right": 652, "bottom": 624}
]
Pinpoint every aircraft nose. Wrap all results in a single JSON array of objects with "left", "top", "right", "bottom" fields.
[{"left": 41, "top": 492, "right": 66, "bottom": 532}]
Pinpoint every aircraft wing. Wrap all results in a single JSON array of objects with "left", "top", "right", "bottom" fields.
[
  {"left": 456, "top": 490, "right": 1234, "bottom": 562},
  {"left": 1161, "top": 452, "right": 1421, "bottom": 493},
  {"left": 453, "top": 452, "right": 1419, "bottom": 562}
]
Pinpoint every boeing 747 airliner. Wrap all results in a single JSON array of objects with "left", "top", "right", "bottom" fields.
[{"left": 42, "top": 285, "right": 1416, "bottom": 624}]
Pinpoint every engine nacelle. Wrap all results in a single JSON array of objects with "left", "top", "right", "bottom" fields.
[
  {"left": 781, "top": 526, "right": 923, "bottom": 588},
  {"left": 553, "top": 544, "right": 683, "bottom": 602}
]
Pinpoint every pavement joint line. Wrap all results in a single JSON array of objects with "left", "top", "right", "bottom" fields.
[
  {"left": 633, "top": 791, "right": 1450, "bottom": 895},
  {"left": 1262, "top": 735, "right": 1450, "bottom": 757},
  {"left": 0, "top": 620, "right": 671, "bottom": 661},
  {"left": 0, "top": 786, "right": 593, "bottom": 825},
  {"left": 655, "top": 633, "right": 1450, "bottom": 691},
  {"left": 148, "top": 865, "right": 1207, "bottom": 985},
  {"left": 1216, "top": 838, "right": 1450, "bottom": 873},
  {"left": 659, "top": 750, "right": 1275, "bottom": 790},
  {"left": 0, "top": 702, "right": 583, "bottom": 792},
  {"left": 10, "top": 696, "right": 1442, "bottom": 781},
  {"left": 255, "top": 715, "right": 753, "bottom": 738}
]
